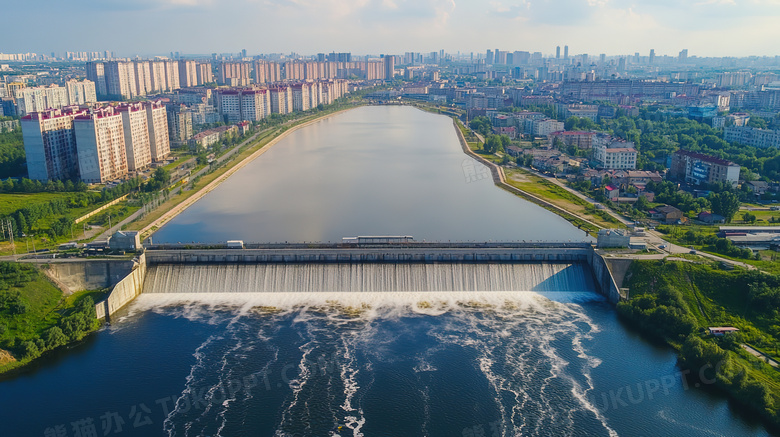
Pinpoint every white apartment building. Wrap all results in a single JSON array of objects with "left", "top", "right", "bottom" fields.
[
  {"left": 21, "top": 107, "right": 86, "bottom": 181},
  {"left": 117, "top": 103, "right": 152, "bottom": 172},
  {"left": 269, "top": 86, "right": 293, "bottom": 114},
  {"left": 593, "top": 135, "right": 637, "bottom": 170},
  {"left": 74, "top": 107, "right": 128, "bottom": 183},
  {"left": 292, "top": 84, "right": 310, "bottom": 112},
  {"left": 105, "top": 60, "right": 137, "bottom": 99},
  {"left": 240, "top": 89, "right": 269, "bottom": 121},
  {"left": 725, "top": 126, "right": 780, "bottom": 149},
  {"left": 523, "top": 118, "right": 564, "bottom": 137},
  {"left": 64, "top": 80, "right": 97, "bottom": 105},
  {"left": 146, "top": 101, "right": 171, "bottom": 162},
  {"left": 16, "top": 81, "right": 97, "bottom": 115}
]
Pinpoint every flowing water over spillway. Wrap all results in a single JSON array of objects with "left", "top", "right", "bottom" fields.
[{"left": 143, "top": 263, "right": 596, "bottom": 294}]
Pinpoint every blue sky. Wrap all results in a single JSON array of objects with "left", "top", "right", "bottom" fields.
[{"left": 4, "top": 0, "right": 779, "bottom": 57}]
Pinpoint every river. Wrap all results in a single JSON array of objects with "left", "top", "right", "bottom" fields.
[{"left": 0, "top": 106, "right": 771, "bottom": 436}]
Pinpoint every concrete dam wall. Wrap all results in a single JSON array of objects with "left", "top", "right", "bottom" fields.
[{"left": 94, "top": 243, "right": 624, "bottom": 319}]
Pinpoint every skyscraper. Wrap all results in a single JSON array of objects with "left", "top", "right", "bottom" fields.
[
  {"left": 679, "top": 49, "right": 688, "bottom": 63},
  {"left": 556, "top": 46, "right": 561, "bottom": 59},
  {"left": 564, "top": 45, "right": 569, "bottom": 60},
  {"left": 384, "top": 55, "right": 395, "bottom": 80},
  {"left": 649, "top": 49, "right": 655, "bottom": 64}
]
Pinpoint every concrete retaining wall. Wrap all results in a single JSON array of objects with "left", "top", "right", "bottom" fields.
[
  {"left": 95, "top": 253, "right": 147, "bottom": 320},
  {"left": 45, "top": 260, "right": 136, "bottom": 294},
  {"left": 590, "top": 252, "right": 623, "bottom": 303}
]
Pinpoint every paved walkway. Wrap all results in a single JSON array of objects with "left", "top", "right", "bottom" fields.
[{"left": 742, "top": 344, "right": 779, "bottom": 368}]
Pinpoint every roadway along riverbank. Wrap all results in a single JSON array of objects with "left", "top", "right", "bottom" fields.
[
  {"left": 136, "top": 106, "right": 361, "bottom": 239},
  {"left": 450, "top": 118, "right": 603, "bottom": 234}
]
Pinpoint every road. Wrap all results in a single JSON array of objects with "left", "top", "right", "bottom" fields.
[{"left": 742, "top": 344, "right": 779, "bottom": 368}]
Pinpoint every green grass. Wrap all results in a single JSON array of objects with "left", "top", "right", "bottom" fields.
[{"left": 0, "top": 192, "right": 76, "bottom": 216}]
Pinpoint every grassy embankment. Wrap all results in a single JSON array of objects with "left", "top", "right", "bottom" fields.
[
  {"left": 0, "top": 262, "right": 102, "bottom": 375},
  {"left": 619, "top": 260, "right": 780, "bottom": 430},
  {"left": 454, "top": 120, "right": 619, "bottom": 233},
  {"left": 127, "top": 104, "right": 362, "bottom": 236},
  {"left": 0, "top": 193, "right": 138, "bottom": 255}
]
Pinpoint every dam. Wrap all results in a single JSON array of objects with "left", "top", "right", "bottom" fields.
[{"left": 94, "top": 242, "right": 623, "bottom": 319}]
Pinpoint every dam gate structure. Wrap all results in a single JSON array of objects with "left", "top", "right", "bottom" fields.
[{"left": 94, "top": 242, "right": 623, "bottom": 320}]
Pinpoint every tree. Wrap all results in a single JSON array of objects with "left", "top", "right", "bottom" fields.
[
  {"left": 709, "top": 192, "right": 740, "bottom": 223},
  {"left": 44, "top": 326, "right": 69, "bottom": 349},
  {"left": 483, "top": 135, "right": 504, "bottom": 154}
]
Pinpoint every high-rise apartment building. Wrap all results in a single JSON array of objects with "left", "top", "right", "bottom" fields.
[
  {"left": 86, "top": 61, "right": 108, "bottom": 96},
  {"left": 218, "top": 62, "right": 251, "bottom": 86},
  {"left": 291, "top": 84, "right": 310, "bottom": 112},
  {"left": 74, "top": 107, "right": 128, "bottom": 183},
  {"left": 178, "top": 60, "right": 198, "bottom": 87},
  {"left": 117, "top": 103, "right": 152, "bottom": 172},
  {"left": 167, "top": 104, "right": 193, "bottom": 145},
  {"left": 196, "top": 62, "right": 214, "bottom": 85},
  {"left": 21, "top": 107, "right": 86, "bottom": 181},
  {"left": 105, "top": 60, "right": 137, "bottom": 99},
  {"left": 269, "top": 86, "right": 293, "bottom": 114},
  {"left": 384, "top": 55, "right": 395, "bottom": 80},
  {"left": 146, "top": 100, "right": 170, "bottom": 162},
  {"left": 16, "top": 81, "right": 97, "bottom": 116}
]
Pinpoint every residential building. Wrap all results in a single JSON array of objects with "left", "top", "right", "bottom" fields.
[
  {"left": 21, "top": 107, "right": 86, "bottom": 181},
  {"left": 292, "top": 84, "right": 310, "bottom": 112},
  {"left": 16, "top": 81, "right": 97, "bottom": 115},
  {"left": 524, "top": 118, "right": 564, "bottom": 137},
  {"left": 178, "top": 60, "right": 198, "bottom": 88},
  {"left": 269, "top": 86, "right": 293, "bottom": 114},
  {"left": 549, "top": 131, "right": 596, "bottom": 149},
  {"left": 167, "top": 104, "right": 193, "bottom": 145},
  {"left": 218, "top": 62, "right": 250, "bottom": 86},
  {"left": 146, "top": 100, "right": 170, "bottom": 162},
  {"left": 593, "top": 135, "right": 637, "bottom": 170},
  {"left": 669, "top": 149, "right": 740, "bottom": 186},
  {"left": 650, "top": 205, "right": 684, "bottom": 224},
  {"left": 724, "top": 126, "right": 780, "bottom": 149},
  {"left": 74, "top": 107, "right": 128, "bottom": 183},
  {"left": 117, "top": 103, "right": 152, "bottom": 172}
]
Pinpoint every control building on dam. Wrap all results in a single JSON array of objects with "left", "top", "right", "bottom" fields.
[{"left": 93, "top": 242, "right": 624, "bottom": 320}]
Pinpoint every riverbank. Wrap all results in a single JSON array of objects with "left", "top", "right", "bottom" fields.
[
  {"left": 618, "top": 259, "right": 780, "bottom": 431},
  {"left": 450, "top": 118, "right": 603, "bottom": 235},
  {"left": 0, "top": 261, "right": 102, "bottom": 376},
  {"left": 131, "top": 105, "right": 362, "bottom": 240}
]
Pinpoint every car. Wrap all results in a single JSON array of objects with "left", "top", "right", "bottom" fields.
[{"left": 658, "top": 244, "right": 667, "bottom": 249}]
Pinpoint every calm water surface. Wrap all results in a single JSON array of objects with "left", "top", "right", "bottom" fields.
[{"left": 152, "top": 106, "right": 587, "bottom": 243}]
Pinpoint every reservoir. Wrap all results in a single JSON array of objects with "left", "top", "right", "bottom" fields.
[
  {"left": 0, "top": 106, "right": 771, "bottom": 436},
  {"left": 151, "top": 105, "right": 587, "bottom": 243}
]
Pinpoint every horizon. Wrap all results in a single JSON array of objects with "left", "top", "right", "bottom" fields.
[{"left": 3, "top": 0, "right": 779, "bottom": 58}]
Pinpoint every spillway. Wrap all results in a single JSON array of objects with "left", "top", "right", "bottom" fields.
[{"left": 143, "top": 262, "right": 597, "bottom": 294}]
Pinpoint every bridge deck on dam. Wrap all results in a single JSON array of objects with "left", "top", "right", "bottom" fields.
[{"left": 143, "top": 242, "right": 594, "bottom": 264}]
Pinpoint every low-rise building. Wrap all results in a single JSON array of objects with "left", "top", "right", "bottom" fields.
[
  {"left": 549, "top": 131, "right": 596, "bottom": 149},
  {"left": 109, "top": 230, "right": 141, "bottom": 251},
  {"left": 669, "top": 149, "right": 740, "bottom": 186},
  {"left": 593, "top": 139, "right": 637, "bottom": 170},
  {"left": 650, "top": 205, "right": 684, "bottom": 224},
  {"left": 724, "top": 126, "right": 780, "bottom": 149}
]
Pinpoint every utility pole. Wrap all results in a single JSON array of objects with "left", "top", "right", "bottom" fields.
[{"left": 8, "top": 219, "right": 15, "bottom": 256}]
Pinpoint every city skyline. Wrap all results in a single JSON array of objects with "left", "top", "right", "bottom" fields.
[{"left": 3, "top": 0, "right": 780, "bottom": 58}]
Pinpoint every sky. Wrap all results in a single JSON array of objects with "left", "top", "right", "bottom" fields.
[{"left": 3, "top": 0, "right": 780, "bottom": 58}]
